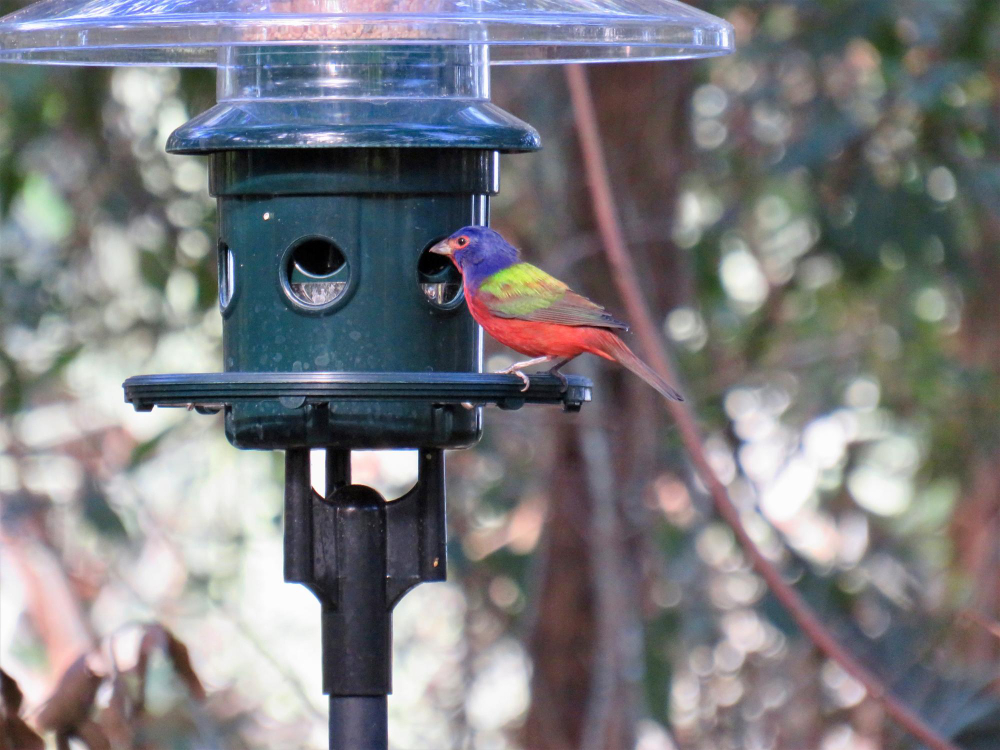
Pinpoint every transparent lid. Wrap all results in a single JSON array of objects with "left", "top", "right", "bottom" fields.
[{"left": 0, "top": 0, "right": 733, "bottom": 66}]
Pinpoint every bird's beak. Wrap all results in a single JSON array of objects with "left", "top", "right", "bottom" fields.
[{"left": 429, "top": 239, "right": 453, "bottom": 256}]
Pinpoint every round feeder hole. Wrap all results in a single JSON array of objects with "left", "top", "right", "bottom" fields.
[
  {"left": 418, "top": 239, "right": 464, "bottom": 310},
  {"left": 218, "top": 241, "right": 235, "bottom": 312},
  {"left": 283, "top": 236, "right": 350, "bottom": 309}
]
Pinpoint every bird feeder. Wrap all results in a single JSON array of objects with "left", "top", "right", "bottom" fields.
[{"left": 0, "top": 2, "right": 733, "bottom": 747}]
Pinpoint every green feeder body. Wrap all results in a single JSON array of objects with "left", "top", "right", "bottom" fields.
[
  {"left": 210, "top": 148, "right": 487, "bottom": 449},
  {"left": 168, "top": 46, "right": 541, "bottom": 450}
]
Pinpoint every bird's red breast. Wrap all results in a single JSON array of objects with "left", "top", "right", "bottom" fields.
[{"left": 466, "top": 289, "right": 611, "bottom": 359}]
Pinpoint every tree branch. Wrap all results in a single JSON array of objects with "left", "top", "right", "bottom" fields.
[
  {"left": 578, "top": 371, "right": 633, "bottom": 750},
  {"left": 565, "top": 62, "right": 962, "bottom": 750}
]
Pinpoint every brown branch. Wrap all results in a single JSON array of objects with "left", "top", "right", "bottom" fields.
[
  {"left": 0, "top": 533, "right": 96, "bottom": 680},
  {"left": 578, "top": 375, "right": 633, "bottom": 750},
  {"left": 565, "top": 62, "right": 962, "bottom": 750}
]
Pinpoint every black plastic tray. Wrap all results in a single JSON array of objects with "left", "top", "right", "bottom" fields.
[{"left": 123, "top": 371, "right": 592, "bottom": 413}]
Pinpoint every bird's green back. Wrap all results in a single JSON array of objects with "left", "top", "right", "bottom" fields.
[{"left": 476, "top": 262, "right": 627, "bottom": 330}]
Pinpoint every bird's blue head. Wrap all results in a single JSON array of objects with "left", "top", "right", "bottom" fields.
[{"left": 429, "top": 226, "right": 520, "bottom": 286}]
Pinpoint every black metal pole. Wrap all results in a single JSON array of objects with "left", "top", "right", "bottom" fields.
[
  {"left": 313, "top": 451, "right": 389, "bottom": 750},
  {"left": 329, "top": 696, "right": 388, "bottom": 749},
  {"left": 324, "top": 483, "right": 391, "bottom": 750}
]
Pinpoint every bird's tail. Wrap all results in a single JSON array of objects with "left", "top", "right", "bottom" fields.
[{"left": 589, "top": 330, "right": 684, "bottom": 402}]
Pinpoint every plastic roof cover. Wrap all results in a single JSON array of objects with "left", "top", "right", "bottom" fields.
[{"left": 0, "top": 0, "right": 733, "bottom": 65}]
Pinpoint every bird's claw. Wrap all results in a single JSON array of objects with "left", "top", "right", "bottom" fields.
[
  {"left": 497, "top": 361, "right": 535, "bottom": 393},
  {"left": 549, "top": 369, "right": 569, "bottom": 393},
  {"left": 498, "top": 365, "right": 532, "bottom": 392}
]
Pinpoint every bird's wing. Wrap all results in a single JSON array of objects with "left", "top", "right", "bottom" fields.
[{"left": 476, "top": 262, "right": 629, "bottom": 330}]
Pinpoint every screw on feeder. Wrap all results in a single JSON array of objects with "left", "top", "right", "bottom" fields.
[{"left": 0, "top": 1, "right": 732, "bottom": 747}]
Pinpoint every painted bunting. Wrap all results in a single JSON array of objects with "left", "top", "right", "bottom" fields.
[{"left": 429, "top": 226, "right": 683, "bottom": 401}]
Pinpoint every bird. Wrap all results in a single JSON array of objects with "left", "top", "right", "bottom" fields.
[{"left": 429, "top": 226, "right": 683, "bottom": 402}]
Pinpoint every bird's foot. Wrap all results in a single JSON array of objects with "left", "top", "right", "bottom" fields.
[
  {"left": 497, "top": 366, "right": 531, "bottom": 391},
  {"left": 548, "top": 368, "right": 569, "bottom": 393},
  {"left": 545, "top": 358, "right": 571, "bottom": 393},
  {"left": 498, "top": 357, "right": 551, "bottom": 392}
]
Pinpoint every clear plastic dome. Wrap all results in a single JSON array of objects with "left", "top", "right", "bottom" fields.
[{"left": 0, "top": 0, "right": 733, "bottom": 66}]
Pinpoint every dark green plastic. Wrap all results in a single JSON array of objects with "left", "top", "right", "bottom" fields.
[
  {"left": 168, "top": 99, "right": 542, "bottom": 154},
  {"left": 166, "top": 44, "right": 543, "bottom": 450},
  {"left": 213, "top": 148, "right": 493, "bottom": 449}
]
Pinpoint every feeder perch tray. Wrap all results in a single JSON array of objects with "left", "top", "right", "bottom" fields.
[{"left": 123, "top": 371, "right": 592, "bottom": 413}]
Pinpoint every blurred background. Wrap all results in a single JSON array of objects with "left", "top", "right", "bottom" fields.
[{"left": 2, "top": 1, "right": 999, "bottom": 748}]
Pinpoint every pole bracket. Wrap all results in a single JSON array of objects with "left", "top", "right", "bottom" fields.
[{"left": 282, "top": 447, "right": 448, "bottom": 699}]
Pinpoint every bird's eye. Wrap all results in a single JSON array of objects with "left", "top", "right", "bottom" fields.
[{"left": 456, "top": 236, "right": 469, "bottom": 247}]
